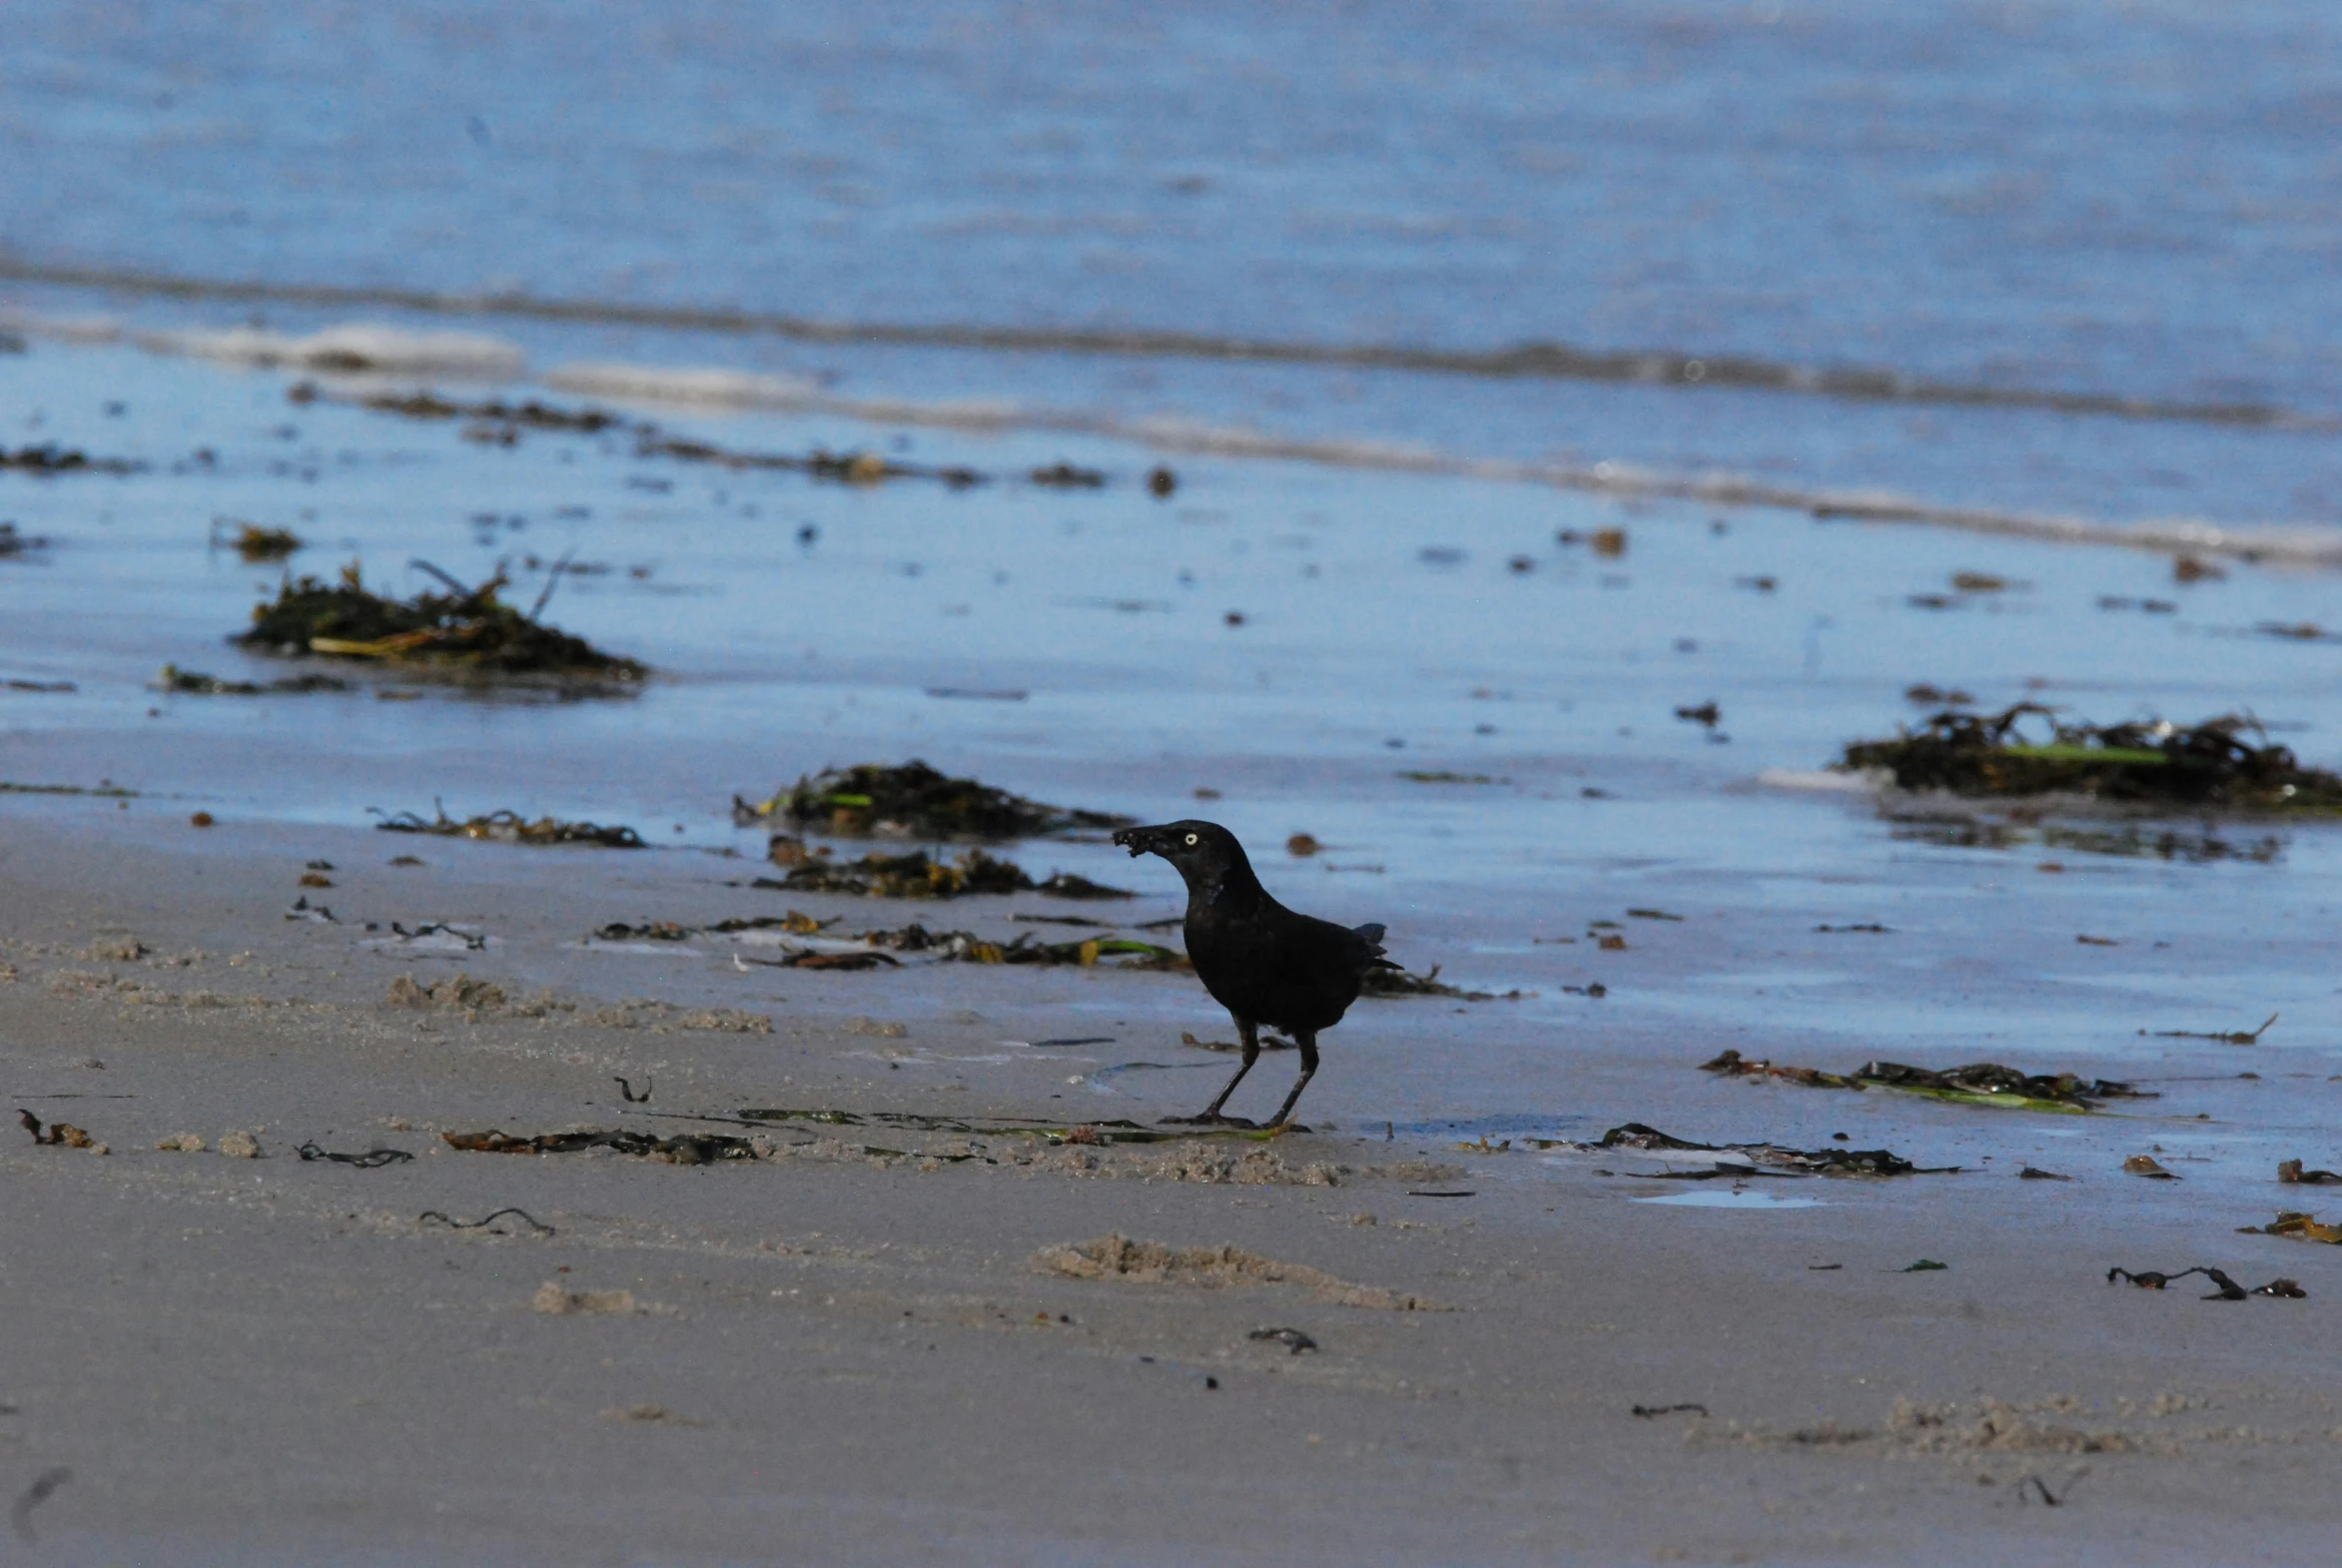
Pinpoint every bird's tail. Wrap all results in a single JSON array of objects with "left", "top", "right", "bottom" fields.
[{"left": 1352, "top": 922, "right": 1402, "bottom": 970}]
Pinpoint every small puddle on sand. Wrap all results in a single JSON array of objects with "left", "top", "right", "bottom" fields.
[{"left": 1635, "top": 1188, "right": 1824, "bottom": 1209}]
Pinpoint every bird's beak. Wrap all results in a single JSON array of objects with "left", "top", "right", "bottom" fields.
[{"left": 1112, "top": 824, "right": 1173, "bottom": 859}]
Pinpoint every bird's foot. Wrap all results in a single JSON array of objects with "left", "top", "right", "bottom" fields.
[
  {"left": 1261, "top": 1120, "right": 1311, "bottom": 1137},
  {"left": 1159, "top": 1113, "right": 1258, "bottom": 1129}
]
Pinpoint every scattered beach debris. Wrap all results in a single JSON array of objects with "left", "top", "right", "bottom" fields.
[
  {"left": 157, "top": 663, "right": 350, "bottom": 695},
  {"left": 0, "top": 443, "right": 136, "bottom": 474},
  {"left": 1035, "top": 1234, "right": 1445, "bottom": 1310},
  {"left": 388, "top": 975, "right": 508, "bottom": 1013},
  {"left": 295, "top": 1141, "right": 413, "bottom": 1168},
  {"left": 2108, "top": 1265, "right": 2303, "bottom": 1299},
  {"left": 532, "top": 1281, "right": 638, "bottom": 1315},
  {"left": 443, "top": 1127, "right": 763, "bottom": 1164},
  {"left": 2279, "top": 1160, "right": 2342, "bottom": 1184},
  {"left": 156, "top": 1133, "right": 206, "bottom": 1153},
  {"left": 1699, "top": 1050, "right": 2146, "bottom": 1112},
  {"left": 1633, "top": 1403, "right": 1710, "bottom": 1418},
  {"left": 613, "top": 1076, "right": 653, "bottom": 1105},
  {"left": 1031, "top": 460, "right": 1106, "bottom": 487},
  {"left": 16, "top": 1109, "right": 97, "bottom": 1149},
  {"left": 2019, "top": 1167, "right": 2073, "bottom": 1181},
  {"left": 1574, "top": 1123, "right": 1955, "bottom": 1176},
  {"left": 213, "top": 519, "right": 303, "bottom": 560},
  {"left": 2123, "top": 1155, "right": 2180, "bottom": 1179},
  {"left": 2150, "top": 1012, "right": 2278, "bottom": 1045},
  {"left": 218, "top": 1131, "right": 262, "bottom": 1159},
  {"left": 1674, "top": 701, "right": 1722, "bottom": 728},
  {"left": 738, "top": 760, "right": 1136, "bottom": 840},
  {"left": 1247, "top": 1326, "right": 1319, "bottom": 1354},
  {"left": 760, "top": 847, "right": 1133, "bottom": 900},
  {"left": 237, "top": 561, "right": 645, "bottom": 681},
  {"left": 344, "top": 388, "right": 619, "bottom": 431},
  {"left": 372, "top": 921, "right": 488, "bottom": 952},
  {"left": 1902, "top": 1259, "right": 1949, "bottom": 1272},
  {"left": 0, "top": 522, "right": 53, "bottom": 558},
  {"left": 1842, "top": 703, "right": 2342, "bottom": 810},
  {"left": 1359, "top": 964, "right": 1525, "bottom": 1001},
  {"left": 376, "top": 803, "right": 644, "bottom": 848},
  {"left": 1185, "top": 1031, "right": 1294, "bottom": 1053},
  {"left": 2241, "top": 1211, "right": 2342, "bottom": 1243},
  {"left": 418, "top": 1206, "right": 554, "bottom": 1235}
]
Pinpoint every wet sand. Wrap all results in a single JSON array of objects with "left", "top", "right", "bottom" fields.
[{"left": 6, "top": 804, "right": 2342, "bottom": 1566}]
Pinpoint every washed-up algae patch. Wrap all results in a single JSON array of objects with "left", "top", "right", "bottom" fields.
[
  {"left": 156, "top": 663, "right": 349, "bottom": 696},
  {"left": 2108, "top": 1265, "right": 2304, "bottom": 1299},
  {"left": 758, "top": 847, "right": 1133, "bottom": 900},
  {"left": 1035, "top": 1234, "right": 1448, "bottom": 1310},
  {"left": 1700, "top": 1050, "right": 2147, "bottom": 1113},
  {"left": 377, "top": 804, "right": 644, "bottom": 848},
  {"left": 237, "top": 561, "right": 645, "bottom": 682},
  {"left": 1887, "top": 814, "right": 2283, "bottom": 864},
  {"left": 214, "top": 520, "right": 302, "bottom": 560},
  {"left": 1549, "top": 1123, "right": 1957, "bottom": 1176},
  {"left": 0, "top": 443, "right": 138, "bottom": 474},
  {"left": 1361, "top": 964, "right": 1532, "bottom": 1001},
  {"left": 2242, "top": 1211, "right": 2342, "bottom": 1243},
  {"left": 1698, "top": 1396, "right": 2181, "bottom": 1457},
  {"left": 739, "top": 760, "right": 1136, "bottom": 840},
  {"left": 1842, "top": 703, "right": 2342, "bottom": 811},
  {"left": 0, "top": 522, "right": 53, "bottom": 557},
  {"left": 445, "top": 1128, "right": 763, "bottom": 1165},
  {"left": 336, "top": 386, "right": 1121, "bottom": 492}
]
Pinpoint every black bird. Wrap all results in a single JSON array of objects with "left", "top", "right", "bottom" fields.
[{"left": 1112, "top": 820, "right": 1395, "bottom": 1128}]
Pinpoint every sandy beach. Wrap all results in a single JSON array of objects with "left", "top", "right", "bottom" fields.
[{"left": 7, "top": 753, "right": 2342, "bottom": 1564}]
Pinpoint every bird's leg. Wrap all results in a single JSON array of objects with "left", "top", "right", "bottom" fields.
[
  {"left": 1265, "top": 1033, "right": 1320, "bottom": 1130},
  {"left": 1164, "top": 1019, "right": 1260, "bottom": 1126}
]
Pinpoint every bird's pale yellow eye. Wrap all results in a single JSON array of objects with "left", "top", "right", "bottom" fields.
[{"left": 1184, "top": 833, "right": 1198, "bottom": 846}]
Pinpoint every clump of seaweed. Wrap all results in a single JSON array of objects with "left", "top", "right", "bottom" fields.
[
  {"left": 237, "top": 560, "right": 644, "bottom": 681},
  {"left": 355, "top": 391, "right": 623, "bottom": 433},
  {"left": 1701, "top": 1050, "right": 2150, "bottom": 1112},
  {"left": 375, "top": 803, "right": 645, "bottom": 848},
  {"left": 759, "top": 848, "right": 1134, "bottom": 900},
  {"left": 741, "top": 760, "right": 1135, "bottom": 840},
  {"left": 0, "top": 522, "right": 52, "bottom": 559},
  {"left": 1580, "top": 1123, "right": 1955, "bottom": 1176},
  {"left": 157, "top": 664, "right": 349, "bottom": 695},
  {"left": 1361, "top": 964, "right": 1529, "bottom": 1001},
  {"left": 213, "top": 519, "right": 303, "bottom": 560},
  {"left": 0, "top": 444, "right": 138, "bottom": 474},
  {"left": 1842, "top": 703, "right": 2342, "bottom": 811}
]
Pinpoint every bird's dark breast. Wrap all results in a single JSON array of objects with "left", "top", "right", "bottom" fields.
[{"left": 1185, "top": 914, "right": 1365, "bottom": 1034}]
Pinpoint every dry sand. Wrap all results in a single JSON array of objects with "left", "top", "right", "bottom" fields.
[{"left": 4, "top": 804, "right": 2341, "bottom": 1566}]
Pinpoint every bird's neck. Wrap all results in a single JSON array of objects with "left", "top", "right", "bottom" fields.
[{"left": 1185, "top": 857, "right": 1269, "bottom": 918}]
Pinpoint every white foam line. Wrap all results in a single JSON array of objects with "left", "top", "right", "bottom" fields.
[
  {"left": 4, "top": 311, "right": 526, "bottom": 377},
  {"left": 10, "top": 309, "right": 2335, "bottom": 566},
  {"left": 536, "top": 357, "right": 2342, "bottom": 565}
]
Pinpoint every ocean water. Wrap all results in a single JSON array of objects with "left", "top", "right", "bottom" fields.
[
  {"left": 4, "top": 0, "right": 2342, "bottom": 526},
  {"left": 2, "top": 2, "right": 2339, "bottom": 1097}
]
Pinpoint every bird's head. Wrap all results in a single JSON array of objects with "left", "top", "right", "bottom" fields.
[{"left": 1111, "top": 819, "right": 1252, "bottom": 894}]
